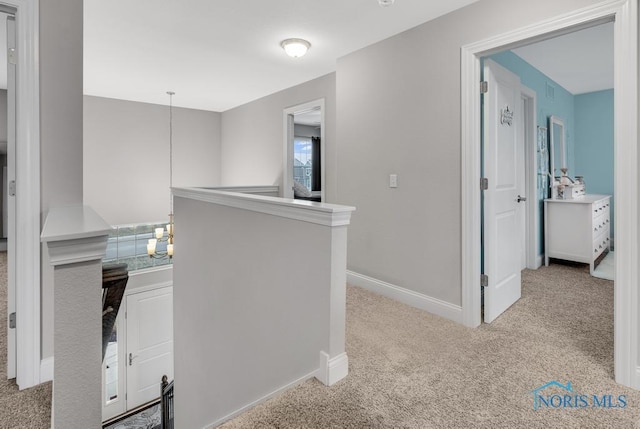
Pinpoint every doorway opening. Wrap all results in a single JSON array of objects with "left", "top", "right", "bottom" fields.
[
  {"left": 462, "top": 0, "right": 637, "bottom": 388},
  {"left": 481, "top": 21, "right": 615, "bottom": 322},
  {"left": 283, "top": 98, "right": 325, "bottom": 202}
]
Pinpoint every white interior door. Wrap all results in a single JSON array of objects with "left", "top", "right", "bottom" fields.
[
  {"left": 126, "top": 286, "right": 173, "bottom": 410},
  {"left": 6, "top": 14, "right": 16, "bottom": 379},
  {"left": 483, "top": 59, "right": 522, "bottom": 323}
]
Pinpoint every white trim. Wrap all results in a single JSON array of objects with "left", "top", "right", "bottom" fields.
[
  {"left": 612, "top": 0, "right": 638, "bottom": 389},
  {"left": 460, "top": 0, "right": 637, "bottom": 388},
  {"left": 5, "top": 0, "right": 41, "bottom": 390},
  {"left": 43, "top": 236, "right": 108, "bottom": 266},
  {"left": 173, "top": 187, "right": 355, "bottom": 227},
  {"left": 520, "top": 85, "right": 538, "bottom": 270},
  {"left": 203, "top": 369, "right": 318, "bottom": 429},
  {"left": 347, "top": 271, "right": 463, "bottom": 324},
  {"left": 40, "top": 356, "right": 53, "bottom": 383},
  {"left": 202, "top": 186, "right": 279, "bottom": 196},
  {"left": 535, "top": 254, "right": 543, "bottom": 269},
  {"left": 126, "top": 265, "right": 173, "bottom": 294},
  {"left": 316, "top": 351, "right": 348, "bottom": 386},
  {"left": 283, "top": 98, "right": 326, "bottom": 201}
]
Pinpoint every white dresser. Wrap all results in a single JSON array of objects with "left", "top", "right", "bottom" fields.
[{"left": 544, "top": 194, "right": 611, "bottom": 275}]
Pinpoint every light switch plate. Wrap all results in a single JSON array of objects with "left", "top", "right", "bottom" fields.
[{"left": 389, "top": 174, "right": 398, "bottom": 188}]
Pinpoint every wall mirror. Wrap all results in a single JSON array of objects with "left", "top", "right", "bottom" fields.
[
  {"left": 549, "top": 115, "right": 566, "bottom": 177},
  {"left": 283, "top": 99, "right": 325, "bottom": 202}
]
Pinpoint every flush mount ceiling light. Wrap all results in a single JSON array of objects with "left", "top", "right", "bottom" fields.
[
  {"left": 281, "top": 38, "right": 311, "bottom": 58},
  {"left": 378, "top": 0, "right": 395, "bottom": 6}
]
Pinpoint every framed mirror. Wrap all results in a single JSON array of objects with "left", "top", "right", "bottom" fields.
[
  {"left": 283, "top": 98, "right": 325, "bottom": 202},
  {"left": 549, "top": 115, "right": 566, "bottom": 178}
]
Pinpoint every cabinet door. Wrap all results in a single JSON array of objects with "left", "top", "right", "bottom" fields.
[{"left": 126, "top": 286, "right": 173, "bottom": 410}]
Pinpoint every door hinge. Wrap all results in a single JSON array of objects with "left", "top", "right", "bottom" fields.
[
  {"left": 480, "top": 81, "right": 488, "bottom": 94},
  {"left": 8, "top": 180, "right": 15, "bottom": 196},
  {"left": 9, "top": 312, "right": 15, "bottom": 329},
  {"left": 481, "top": 274, "right": 489, "bottom": 288},
  {"left": 7, "top": 48, "right": 16, "bottom": 65},
  {"left": 480, "top": 177, "right": 488, "bottom": 190}
]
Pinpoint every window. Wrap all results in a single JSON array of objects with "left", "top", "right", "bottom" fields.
[{"left": 294, "top": 136, "right": 313, "bottom": 190}]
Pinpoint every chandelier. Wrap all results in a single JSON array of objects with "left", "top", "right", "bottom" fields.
[{"left": 147, "top": 91, "right": 175, "bottom": 259}]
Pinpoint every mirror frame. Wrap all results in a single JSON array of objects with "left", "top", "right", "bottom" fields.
[{"left": 549, "top": 115, "right": 566, "bottom": 178}]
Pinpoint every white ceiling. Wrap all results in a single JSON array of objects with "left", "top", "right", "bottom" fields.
[
  {"left": 294, "top": 109, "right": 321, "bottom": 127},
  {"left": 83, "top": 0, "right": 478, "bottom": 112},
  {"left": 511, "top": 22, "right": 613, "bottom": 95}
]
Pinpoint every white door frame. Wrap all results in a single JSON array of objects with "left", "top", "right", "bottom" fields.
[
  {"left": 461, "top": 0, "right": 637, "bottom": 388},
  {"left": 1, "top": 0, "right": 41, "bottom": 389},
  {"left": 6, "top": 12, "right": 16, "bottom": 380},
  {"left": 521, "top": 85, "right": 538, "bottom": 270},
  {"left": 282, "top": 98, "right": 326, "bottom": 201}
]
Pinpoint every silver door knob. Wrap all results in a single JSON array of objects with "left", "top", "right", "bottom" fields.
[{"left": 517, "top": 195, "right": 527, "bottom": 203}]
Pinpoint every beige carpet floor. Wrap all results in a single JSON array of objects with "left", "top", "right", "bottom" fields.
[
  {"left": 1, "top": 256, "right": 639, "bottom": 428},
  {"left": 222, "top": 263, "right": 640, "bottom": 429},
  {"left": 0, "top": 252, "right": 52, "bottom": 428}
]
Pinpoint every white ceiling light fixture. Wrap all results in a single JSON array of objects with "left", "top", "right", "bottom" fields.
[
  {"left": 281, "top": 38, "right": 311, "bottom": 58},
  {"left": 378, "top": 0, "right": 395, "bottom": 7}
]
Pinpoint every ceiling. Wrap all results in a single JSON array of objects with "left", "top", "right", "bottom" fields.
[
  {"left": 0, "top": 4, "right": 613, "bottom": 107},
  {"left": 83, "top": 0, "right": 478, "bottom": 112},
  {"left": 294, "top": 109, "right": 321, "bottom": 127},
  {"left": 511, "top": 22, "right": 613, "bottom": 95}
]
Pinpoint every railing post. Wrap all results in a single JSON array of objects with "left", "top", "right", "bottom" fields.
[{"left": 41, "top": 206, "right": 111, "bottom": 429}]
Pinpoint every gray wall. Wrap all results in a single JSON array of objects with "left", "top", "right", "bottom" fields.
[
  {"left": 83, "top": 95, "right": 221, "bottom": 225},
  {"left": 0, "top": 89, "right": 7, "bottom": 141},
  {"left": 173, "top": 196, "right": 332, "bottom": 428},
  {"left": 335, "top": 0, "right": 606, "bottom": 306},
  {"left": 0, "top": 89, "right": 7, "bottom": 238},
  {"left": 40, "top": 0, "right": 84, "bottom": 360},
  {"left": 294, "top": 124, "right": 320, "bottom": 138},
  {"left": 221, "top": 73, "right": 337, "bottom": 201}
]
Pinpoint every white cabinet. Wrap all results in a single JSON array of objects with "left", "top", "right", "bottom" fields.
[{"left": 544, "top": 194, "right": 611, "bottom": 275}]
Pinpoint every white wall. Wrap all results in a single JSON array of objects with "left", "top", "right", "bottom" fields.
[
  {"left": 83, "top": 95, "right": 221, "bottom": 225},
  {"left": 221, "top": 73, "right": 337, "bottom": 201}
]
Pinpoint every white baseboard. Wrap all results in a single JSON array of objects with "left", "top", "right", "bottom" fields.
[
  {"left": 40, "top": 357, "right": 53, "bottom": 383},
  {"left": 536, "top": 254, "right": 543, "bottom": 269},
  {"left": 316, "top": 351, "right": 348, "bottom": 386},
  {"left": 347, "top": 271, "right": 462, "bottom": 324},
  {"left": 204, "top": 369, "right": 317, "bottom": 429}
]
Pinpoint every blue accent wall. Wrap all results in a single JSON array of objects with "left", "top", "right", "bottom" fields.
[
  {"left": 490, "top": 51, "right": 576, "bottom": 173},
  {"left": 574, "top": 90, "right": 615, "bottom": 236}
]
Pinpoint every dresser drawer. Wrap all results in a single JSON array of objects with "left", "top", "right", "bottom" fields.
[{"left": 545, "top": 194, "right": 612, "bottom": 276}]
